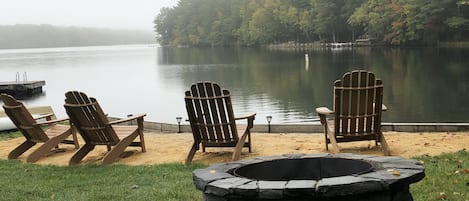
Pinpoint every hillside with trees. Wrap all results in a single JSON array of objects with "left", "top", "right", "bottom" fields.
[
  {"left": 154, "top": 0, "right": 469, "bottom": 47},
  {"left": 0, "top": 24, "right": 156, "bottom": 49}
]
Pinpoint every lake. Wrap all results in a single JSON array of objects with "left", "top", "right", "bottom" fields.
[{"left": 1, "top": 45, "right": 469, "bottom": 124}]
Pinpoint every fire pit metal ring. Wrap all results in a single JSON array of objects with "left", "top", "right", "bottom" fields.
[{"left": 193, "top": 153, "right": 425, "bottom": 201}]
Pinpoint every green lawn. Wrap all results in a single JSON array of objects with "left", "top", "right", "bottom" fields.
[
  {"left": 411, "top": 151, "right": 469, "bottom": 201},
  {"left": 0, "top": 160, "right": 205, "bottom": 201},
  {"left": 0, "top": 131, "right": 21, "bottom": 140}
]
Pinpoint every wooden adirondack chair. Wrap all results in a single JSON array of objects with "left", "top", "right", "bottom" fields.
[
  {"left": 64, "top": 91, "right": 146, "bottom": 165},
  {"left": 315, "top": 70, "right": 390, "bottom": 155},
  {"left": 0, "top": 94, "right": 79, "bottom": 162},
  {"left": 185, "top": 81, "right": 256, "bottom": 164}
]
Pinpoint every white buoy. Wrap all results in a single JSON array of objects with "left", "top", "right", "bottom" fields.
[{"left": 305, "top": 54, "right": 309, "bottom": 71}]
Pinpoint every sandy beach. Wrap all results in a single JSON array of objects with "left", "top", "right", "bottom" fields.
[{"left": 0, "top": 131, "right": 467, "bottom": 166}]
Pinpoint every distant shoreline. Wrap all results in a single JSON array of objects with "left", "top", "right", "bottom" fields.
[
  {"left": 267, "top": 41, "right": 469, "bottom": 50},
  {"left": 0, "top": 43, "right": 158, "bottom": 51},
  {"left": 0, "top": 24, "right": 156, "bottom": 49}
]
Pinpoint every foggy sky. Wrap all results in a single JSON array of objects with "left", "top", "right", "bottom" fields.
[{"left": 0, "top": 0, "right": 178, "bottom": 31}]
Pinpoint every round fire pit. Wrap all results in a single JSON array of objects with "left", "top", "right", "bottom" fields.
[{"left": 193, "top": 153, "right": 425, "bottom": 201}]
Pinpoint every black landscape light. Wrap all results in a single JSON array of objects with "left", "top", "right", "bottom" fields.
[
  {"left": 266, "top": 115, "right": 272, "bottom": 133},
  {"left": 176, "top": 117, "right": 182, "bottom": 133}
]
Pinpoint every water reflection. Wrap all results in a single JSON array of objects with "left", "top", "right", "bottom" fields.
[{"left": 157, "top": 47, "right": 469, "bottom": 123}]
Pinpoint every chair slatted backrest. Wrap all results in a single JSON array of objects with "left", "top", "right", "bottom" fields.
[
  {"left": 185, "top": 82, "right": 238, "bottom": 144},
  {"left": 64, "top": 91, "right": 120, "bottom": 146},
  {"left": 333, "top": 70, "right": 383, "bottom": 136},
  {"left": 1, "top": 94, "right": 49, "bottom": 142}
]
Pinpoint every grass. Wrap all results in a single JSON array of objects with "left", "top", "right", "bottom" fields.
[
  {"left": 0, "top": 130, "right": 21, "bottom": 140},
  {"left": 0, "top": 160, "right": 205, "bottom": 201},
  {"left": 0, "top": 131, "right": 205, "bottom": 201},
  {"left": 411, "top": 150, "right": 469, "bottom": 201},
  {"left": 0, "top": 131, "right": 467, "bottom": 200}
]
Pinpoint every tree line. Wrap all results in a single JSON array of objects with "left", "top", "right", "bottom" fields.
[
  {"left": 0, "top": 24, "right": 155, "bottom": 49},
  {"left": 154, "top": 0, "right": 469, "bottom": 47}
]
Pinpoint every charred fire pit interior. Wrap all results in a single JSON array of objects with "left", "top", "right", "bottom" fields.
[
  {"left": 233, "top": 157, "right": 373, "bottom": 181},
  {"left": 193, "top": 153, "right": 425, "bottom": 201}
]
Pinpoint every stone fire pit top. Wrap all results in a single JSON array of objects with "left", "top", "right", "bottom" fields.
[{"left": 193, "top": 153, "right": 425, "bottom": 199}]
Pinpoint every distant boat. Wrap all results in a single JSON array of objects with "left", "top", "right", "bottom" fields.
[
  {"left": 0, "top": 117, "right": 16, "bottom": 131},
  {"left": 320, "top": 42, "right": 353, "bottom": 49}
]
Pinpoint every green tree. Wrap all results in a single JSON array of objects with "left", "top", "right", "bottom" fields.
[
  {"left": 275, "top": 0, "right": 311, "bottom": 42},
  {"left": 310, "top": 0, "right": 340, "bottom": 42},
  {"left": 309, "top": 0, "right": 362, "bottom": 42},
  {"left": 248, "top": 6, "right": 282, "bottom": 44},
  {"left": 349, "top": 0, "right": 395, "bottom": 42},
  {"left": 154, "top": 7, "right": 176, "bottom": 45},
  {"left": 446, "top": 0, "right": 469, "bottom": 40},
  {"left": 398, "top": 0, "right": 452, "bottom": 45}
]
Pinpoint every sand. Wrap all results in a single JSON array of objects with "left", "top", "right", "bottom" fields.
[{"left": 0, "top": 131, "right": 467, "bottom": 166}]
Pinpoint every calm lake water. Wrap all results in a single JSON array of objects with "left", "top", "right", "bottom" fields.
[{"left": 1, "top": 45, "right": 469, "bottom": 124}]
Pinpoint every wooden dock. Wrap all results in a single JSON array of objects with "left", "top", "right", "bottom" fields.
[{"left": 0, "top": 81, "right": 45, "bottom": 98}]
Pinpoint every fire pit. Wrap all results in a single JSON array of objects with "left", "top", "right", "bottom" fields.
[{"left": 193, "top": 153, "right": 425, "bottom": 201}]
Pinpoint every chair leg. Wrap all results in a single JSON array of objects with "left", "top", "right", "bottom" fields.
[
  {"left": 248, "top": 132, "right": 252, "bottom": 153},
  {"left": 27, "top": 132, "right": 73, "bottom": 163},
  {"left": 232, "top": 132, "right": 249, "bottom": 161},
  {"left": 57, "top": 128, "right": 79, "bottom": 149},
  {"left": 379, "top": 133, "right": 391, "bottom": 156},
  {"left": 69, "top": 144, "right": 95, "bottom": 165},
  {"left": 102, "top": 131, "right": 139, "bottom": 165},
  {"left": 71, "top": 127, "right": 80, "bottom": 149},
  {"left": 319, "top": 115, "right": 330, "bottom": 151},
  {"left": 138, "top": 131, "right": 146, "bottom": 153},
  {"left": 325, "top": 134, "right": 329, "bottom": 151},
  {"left": 326, "top": 132, "right": 340, "bottom": 153},
  {"left": 185, "top": 142, "right": 199, "bottom": 165},
  {"left": 137, "top": 118, "right": 146, "bottom": 152},
  {"left": 8, "top": 141, "right": 36, "bottom": 159}
]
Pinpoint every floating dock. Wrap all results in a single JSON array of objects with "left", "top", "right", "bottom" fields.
[{"left": 0, "top": 80, "right": 45, "bottom": 97}]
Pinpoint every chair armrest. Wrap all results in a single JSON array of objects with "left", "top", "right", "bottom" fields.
[
  {"left": 34, "top": 113, "right": 54, "bottom": 121},
  {"left": 316, "top": 107, "right": 333, "bottom": 126},
  {"left": 109, "top": 113, "right": 146, "bottom": 125},
  {"left": 315, "top": 107, "right": 333, "bottom": 131},
  {"left": 235, "top": 112, "right": 256, "bottom": 129},
  {"left": 315, "top": 107, "right": 334, "bottom": 115},
  {"left": 36, "top": 118, "right": 69, "bottom": 126},
  {"left": 234, "top": 112, "right": 256, "bottom": 120}
]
